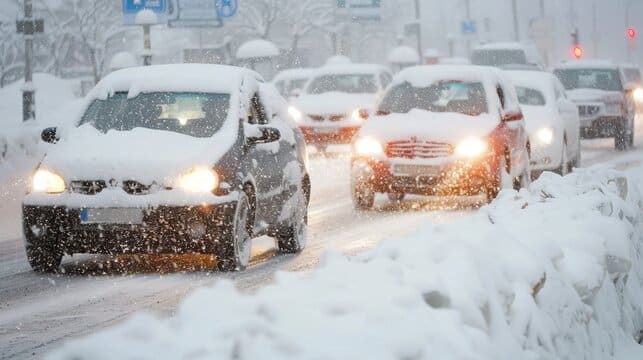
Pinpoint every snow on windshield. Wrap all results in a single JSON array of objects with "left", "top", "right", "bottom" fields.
[
  {"left": 79, "top": 92, "right": 231, "bottom": 138},
  {"left": 379, "top": 81, "right": 488, "bottom": 116},
  {"left": 554, "top": 68, "right": 623, "bottom": 91},
  {"left": 307, "top": 74, "right": 377, "bottom": 95}
]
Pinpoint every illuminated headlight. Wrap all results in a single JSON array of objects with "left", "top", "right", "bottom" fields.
[
  {"left": 288, "top": 106, "right": 303, "bottom": 122},
  {"left": 351, "top": 109, "right": 367, "bottom": 122},
  {"left": 455, "top": 138, "right": 488, "bottom": 158},
  {"left": 179, "top": 168, "right": 218, "bottom": 193},
  {"left": 32, "top": 169, "right": 66, "bottom": 194},
  {"left": 536, "top": 127, "right": 554, "bottom": 145},
  {"left": 633, "top": 88, "right": 643, "bottom": 103},
  {"left": 354, "top": 137, "right": 384, "bottom": 155}
]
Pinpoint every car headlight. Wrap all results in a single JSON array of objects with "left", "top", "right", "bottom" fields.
[
  {"left": 288, "top": 106, "right": 303, "bottom": 122},
  {"left": 179, "top": 168, "right": 218, "bottom": 193},
  {"left": 351, "top": 109, "right": 368, "bottom": 122},
  {"left": 536, "top": 127, "right": 554, "bottom": 145},
  {"left": 633, "top": 88, "right": 643, "bottom": 103},
  {"left": 32, "top": 169, "right": 66, "bottom": 194},
  {"left": 354, "top": 137, "right": 384, "bottom": 155},
  {"left": 455, "top": 138, "right": 489, "bottom": 158}
]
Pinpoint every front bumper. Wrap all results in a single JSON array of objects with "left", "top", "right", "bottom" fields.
[
  {"left": 352, "top": 156, "right": 493, "bottom": 196},
  {"left": 300, "top": 126, "right": 360, "bottom": 145},
  {"left": 22, "top": 200, "right": 237, "bottom": 255},
  {"left": 529, "top": 141, "right": 563, "bottom": 172}
]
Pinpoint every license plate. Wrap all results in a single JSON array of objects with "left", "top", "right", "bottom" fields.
[
  {"left": 80, "top": 208, "right": 144, "bottom": 225},
  {"left": 393, "top": 164, "right": 440, "bottom": 177},
  {"left": 314, "top": 127, "right": 338, "bottom": 135}
]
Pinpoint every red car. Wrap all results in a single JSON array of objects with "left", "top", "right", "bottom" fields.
[{"left": 350, "top": 65, "right": 531, "bottom": 209}]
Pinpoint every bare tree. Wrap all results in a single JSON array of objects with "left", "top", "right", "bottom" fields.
[
  {"left": 0, "top": 1, "right": 23, "bottom": 87},
  {"left": 284, "top": 0, "right": 333, "bottom": 53},
  {"left": 230, "top": 0, "right": 282, "bottom": 39}
]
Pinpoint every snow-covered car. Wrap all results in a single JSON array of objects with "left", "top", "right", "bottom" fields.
[
  {"left": 22, "top": 64, "right": 310, "bottom": 273},
  {"left": 553, "top": 61, "right": 637, "bottom": 151},
  {"left": 272, "top": 68, "right": 314, "bottom": 100},
  {"left": 507, "top": 70, "right": 581, "bottom": 176},
  {"left": 471, "top": 42, "right": 544, "bottom": 68},
  {"left": 350, "top": 66, "right": 531, "bottom": 209},
  {"left": 289, "top": 64, "right": 393, "bottom": 152}
]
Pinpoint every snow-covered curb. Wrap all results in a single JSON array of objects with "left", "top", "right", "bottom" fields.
[{"left": 48, "top": 167, "right": 643, "bottom": 359}]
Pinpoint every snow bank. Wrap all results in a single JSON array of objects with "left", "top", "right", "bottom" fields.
[
  {"left": 236, "top": 39, "right": 280, "bottom": 60},
  {"left": 47, "top": 166, "right": 643, "bottom": 359}
]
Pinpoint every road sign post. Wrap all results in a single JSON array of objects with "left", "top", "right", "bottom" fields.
[{"left": 17, "top": 0, "right": 44, "bottom": 122}]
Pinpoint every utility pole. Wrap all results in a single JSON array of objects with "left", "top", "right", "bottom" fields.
[
  {"left": 511, "top": 0, "right": 519, "bottom": 41},
  {"left": 539, "top": 0, "right": 545, "bottom": 17},
  {"left": 592, "top": 0, "right": 598, "bottom": 57},
  {"left": 414, "top": 0, "right": 422, "bottom": 63},
  {"left": 465, "top": 0, "right": 471, "bottom": 56},
  {"left": 17, "top": 0, "right": 43, "bottom": 122},
  {"left": 625, "top": 0, "right": 636, "bottom": 62}
]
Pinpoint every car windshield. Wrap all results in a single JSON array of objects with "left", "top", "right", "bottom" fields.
[
  {"left": 307, "top": 74, "right": 377, "bottom": 94},
  {"left": 379, "top": 81, "right": 488, "bottom": 116},
  {"left": 554, "top": 69, "right": 623, "bottom": 91},
  {"left": 79, "top": 92, "right": 230, "bottom": 138},
  {"left": 471, "top": 49, "right": 527, "bottom": 66},
  {"left": 516, "top": 86, "right": 546, "bottom": 106}
]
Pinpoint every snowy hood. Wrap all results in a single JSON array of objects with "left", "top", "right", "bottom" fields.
[
  {"left": 358, "top": 109, "right": 500, "bottom": 144},
  {"left": 294, "top": 92, "right": 376, "bottom": 116},
  {"left": 520, "top": 105, "right": 560, "bottom": 134},
  {"left": 41, "top": 125, "right": 228, "bottom": 184},
  {"left": 566, "top": 88, "right": 623, "bottom": 103}
]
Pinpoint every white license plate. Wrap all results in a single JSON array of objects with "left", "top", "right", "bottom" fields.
[
  {"left": 80, "top": 208, "right": 144, "bottom": 225},
  {"left": 314, "top": 127, "right": 338, "bottom": 135},
  {"left": 393, "top": 164, "right": 440, "bottom": 177}
]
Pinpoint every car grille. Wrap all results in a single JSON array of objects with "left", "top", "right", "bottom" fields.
[
  {"left": 385, "top": 139, "right": 454, "bottom": 159},
  {"left": 578, "top": 105, "right": 601, "bottom": 117},
  {"left": 70, "top": 180, "right": 152, "bottom": 195},
  {"left": 308, "top": 114, "right": 345, "bottom": 122}
]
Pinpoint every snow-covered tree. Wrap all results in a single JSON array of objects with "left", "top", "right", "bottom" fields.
[
  {"left": 0, "top": 1, "right": 23, "bottom": 87},
  {"left": 284, "top": 0, "right": 334, "bottom": 53}
]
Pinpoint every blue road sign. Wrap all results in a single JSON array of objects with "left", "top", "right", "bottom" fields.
[
  {"left": 123, "top": 0, "right": 167, "bottom": 25},
  {"left": 461, "top": 20, "right": 477, "bottom": 35},
  {"left": 217, "top": 0, "right": 238, "bottom": 18}
]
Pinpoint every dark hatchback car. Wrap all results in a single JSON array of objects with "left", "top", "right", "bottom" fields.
[{"left": 23, "top": 64, "right": 310, "bottom": 272}]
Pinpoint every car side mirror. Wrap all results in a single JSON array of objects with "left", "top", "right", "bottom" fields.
[
  {"left": 247, "top": 126, "right": 281, "bottom": 145},
  {"left": 502, "top": 112, "right": 523, "bottom": 122},
  {"left": 41, "top": 127, "right": 59, "bottom": 144}
]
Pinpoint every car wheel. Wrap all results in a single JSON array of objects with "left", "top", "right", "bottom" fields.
[
  {"left": 216, "top": 192, "right": 252, "bottom": 272},
  {"left": 26, "top": 243, "right": 62, "bottom": 273},
  {"left": 615, "top": 119, "right": 630, "bottom": 151},
  {"left": 387, "top": 192, "right": 405, "bottom": 202},
  {"left": 557, "top": 141, "right": 570, "bottom": 176},
  {"left": 572, "top": 138, "right": 582, "bottom": 169},
  {"left": 352, "top": 182, "right": 375, "bottom": 210},
  {"left": 276, "top": 188, "right": 308, "bottom": 254},
  {"left": 486, "top": 154, "right": 513, "bottom": 202}
]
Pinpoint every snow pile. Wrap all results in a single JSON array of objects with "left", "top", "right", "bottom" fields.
[
  {"left": 388, "top": 46, "right": 420, "bottom": 64},
  {"left": 47, "top": 166, "right": 643, "bottom": 359},
  {"left": 236, "top": 39, "right": 280, "bottom": 60}
]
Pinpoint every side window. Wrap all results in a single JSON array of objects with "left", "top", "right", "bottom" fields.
[
  {"left": 379, "top": 72, "right": 392, "bottom": 89},
  {"left": 496, "top": 85, "right": 505, "bottom": 109},
  {"left": 248, "top": 93, "right": 269, "bottom": 125}
]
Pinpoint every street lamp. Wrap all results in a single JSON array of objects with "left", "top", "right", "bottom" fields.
[{"left": 625, "top": 0, "right": 637, "bottom": 61}]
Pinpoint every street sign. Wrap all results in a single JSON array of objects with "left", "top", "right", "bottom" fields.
[
  {"left": 461, "top": 20, "right": 477, "bottom": 35},
  {"left": 168, "top": 0, "right": 225, "bottom": 28},
  {"left": 123, "top": 0, "right": 167, "bottom": 25},
  {"left": 338, "top": 0, "right": 381, "bottom": 22},
  {"left": 16, "top": 19, "right": 44, "bottom": 34}
]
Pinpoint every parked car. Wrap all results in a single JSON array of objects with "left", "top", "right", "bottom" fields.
[
  {"left": 23, "top": 64, "right": 310, "bottom": 273},
  {"left": 507, "top": 70, "right": 581, "bottom": 177},
  {"left": 350, "top": 65, "right": 531, "bottom": 209},
  {"left": 290, "top": 64, "right": 393, "bottom": 153},
  {"left": 553, "top": 60, "right": 637, "bottom": 150},
  {"left": 620, "top": 64, "right": 643, "bottom": 111},
  {"left": 471, "top": 42, "right": 544, "bottom": 68},
  {"left": 272, "top": 68, "right": 315, "bottom": 100}
]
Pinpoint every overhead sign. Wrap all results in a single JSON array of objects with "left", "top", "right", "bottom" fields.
[
  {"left": 123, "top": 0, "right": 167, "bottom": 25},
  {"left": 168, "top": 0, "right": 234, "bottom": 28},
  {"left": 338, "top": 0, "right": 381, "bottom": 22},
  {"left": 217, "top": 0, "right": 238, "bottom": 18},
  {"left": 461, "top": 20, "right": 477, "bottom": 35}
]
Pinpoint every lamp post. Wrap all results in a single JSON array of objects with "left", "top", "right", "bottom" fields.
[
  {"left": 135, "top": 9, "right": 158, "bottom": 66},
  {"left": 625, "top": 0, "right": 636, "bottom": 62}
]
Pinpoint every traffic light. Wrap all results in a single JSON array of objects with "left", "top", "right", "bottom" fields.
[
  {"left": 627, "top": 27, "right": 637, "bottom": 39},
  {"left": 572, "top": 45, "right": 584, "bottom": 59}
]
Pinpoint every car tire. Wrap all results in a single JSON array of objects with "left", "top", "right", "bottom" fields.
[
  {"left": 486, "top": 154, "right": 513, "bottom": 202},
  {"left": 26, "top": 243, "right": 62, "bottom": 273},
  {"left": 276, "top": 188, "right": 308, "bottom": 254},
  {"left": 352, "top": 182, "right": 375, "bottom": 210},
  {"left": 615, "top": 119, "right": 630, "bottom": 151},
  {"left": 572, "top": 138, "right": 581, "bottom": 169},
  {"left": 216, "top": 191, "right": 253, "bottom": 272},
  {"left": 557, "top": 141, "right": 570, "bottom": 176},
  {"left": 387, "top": 192, "right": 405, "bottom": 202}
]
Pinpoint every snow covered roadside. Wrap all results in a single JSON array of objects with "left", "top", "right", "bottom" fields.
[{"left": 45, "top": 165, "right": 643, "bottom": 359}]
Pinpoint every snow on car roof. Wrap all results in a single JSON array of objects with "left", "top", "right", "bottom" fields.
[
  {"left": 392, "top": 65, "right": 503, "bottom": 88},
  {"left": 388, "top": 46, "right": 420, "bottom": 64},
  {"left": 314, "top": 63, "right": 388, "bottom": 76},
  {"left": 91, "top": 64, "right": 261, "bottom": 99},
  {"left": 506, "top": 70, "right": 556, "bottom": 90},
  {"left": 272, "top": 68, "right": 315, "bottom": 82},
  {"left": 554, "top": 60, "right": 619, "bottom": 70},
  {"left": 236, "top": 39, "right": 280, "bottom": 59},
  {"left": 474, "top": 42, "right": 526, "bottom": 51}
]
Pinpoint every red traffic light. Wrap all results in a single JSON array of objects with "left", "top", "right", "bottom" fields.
[
  {"left": 627, "top": 27, "right": 637, "bottom": 39},
  {"left": 572, "top": 45, "right": 584, "bottom": 59}
]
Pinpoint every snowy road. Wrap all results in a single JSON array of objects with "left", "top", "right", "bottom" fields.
[{"left": 1, "top": 122, "right": 642, "bottom": 359}]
